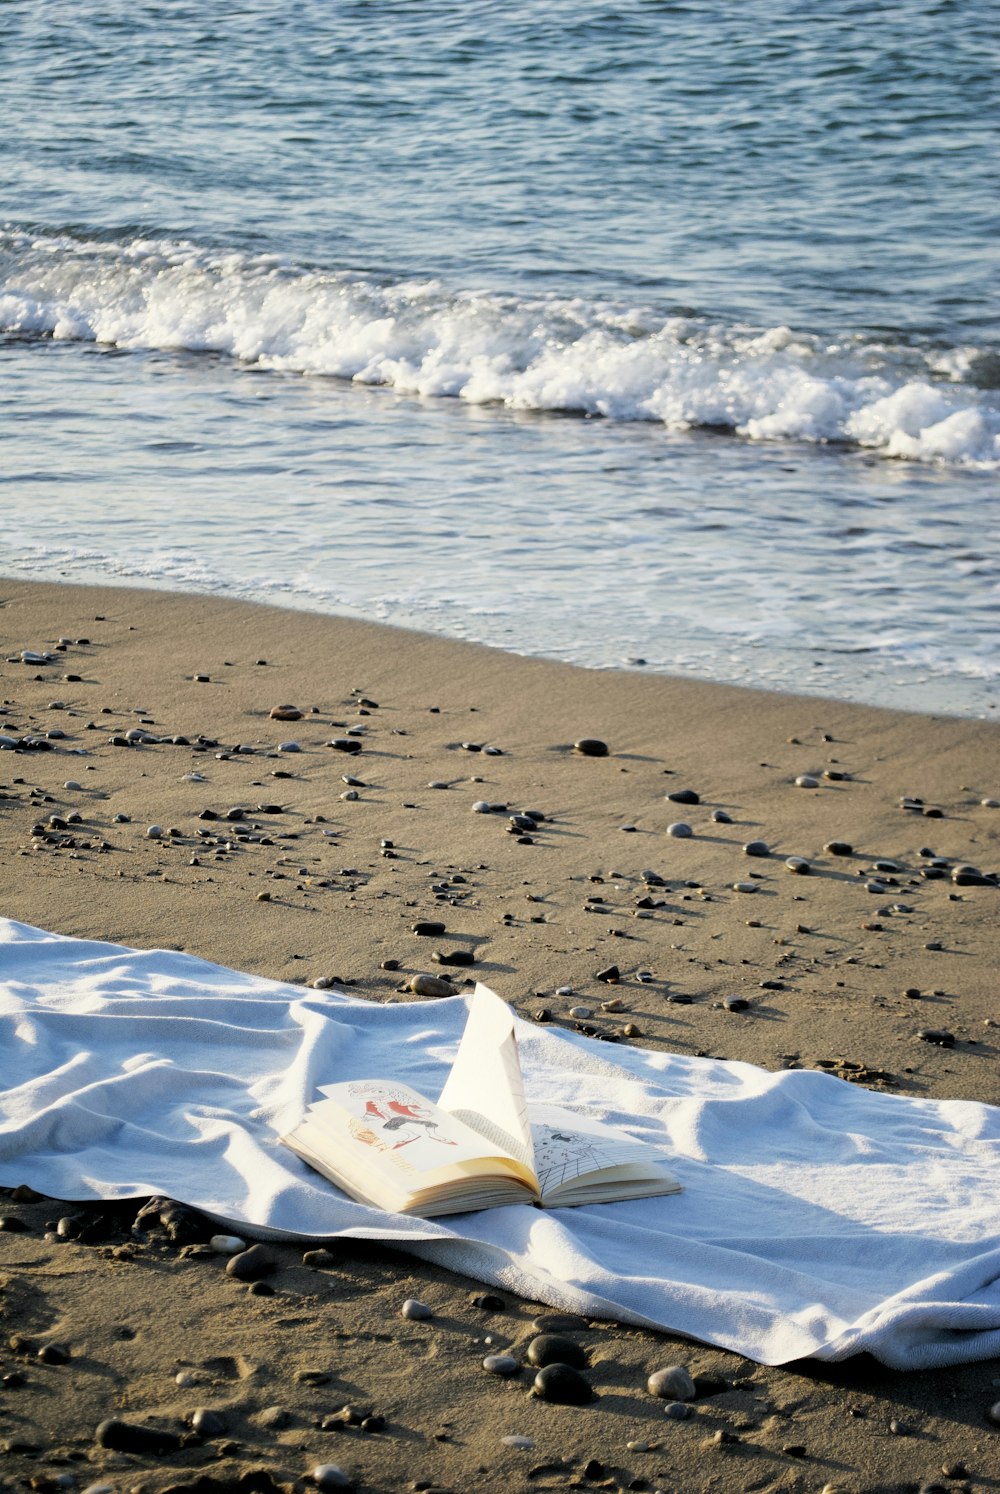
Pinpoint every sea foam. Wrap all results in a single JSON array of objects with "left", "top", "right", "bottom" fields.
[{"left": 2, "top": 231, "right": 998, "bottom": 469}]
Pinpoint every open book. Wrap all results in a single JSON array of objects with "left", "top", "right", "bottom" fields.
[{"left": 280, "top": 985, "right": 681, "bottom": 1217}]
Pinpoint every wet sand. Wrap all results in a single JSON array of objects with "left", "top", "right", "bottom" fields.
[{"left": 1, "top": 580, "right": 998, "bottom": 1493}]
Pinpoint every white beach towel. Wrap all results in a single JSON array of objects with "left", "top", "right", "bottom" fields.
[{"left": 1, "top": 917, "right": 998, "bottom": 1370}]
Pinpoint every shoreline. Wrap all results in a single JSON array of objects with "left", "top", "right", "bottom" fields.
[
  {"left": 1, "top": 578, "right": 999, "bottom": 1491},
  {"left": 6, "top": 565, "right": 996, "bottom": 725}
]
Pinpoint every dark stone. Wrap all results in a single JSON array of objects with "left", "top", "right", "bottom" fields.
[
  {"left": 191, "top": 1408, "right": 226, "bottom": 1436},
  {"left": 723, "top": 996, "right": 749, "bottom": 1012},
  {"left": 248, "top": 1279, "right": 275, "bottom": 1296},
  {"left": 574, "top": 738, "right": 609, "bottom": 757},
  {"left": 328, "top": 738, "right": 362, "bottom": 753},
  {"left": 595, "top": 964, "right": 620, "bottom": 982},
  {"left": 0, "top": 1216, "right": 28, "bottom": 1232},
  {"left": 667, "top": 789, "right": 700, "bottom": 805},
  {"left": 226, "top": 1243, "right": 277, "bottom": 1281},
  {"left": 526, "top": 1334, "right": 587, "bottom": 1369},
  {"left": 743, "top": 841, "right": 769, "bottom": 857},
  {"left": 583, "top": 1459, "right": 605, "bottom": 1480},
  {"left": 431, "top": 949, "right": 475, "bottom": 966},
  {"left": 133, "top": 1198, "right": 209, "bottom": 1246},
  {"left": 96, "top": 1418, "right": 182, "bottom": 1455},
  {"left": 471, "top": 1292, "right": 506, "bottom": 1311},
  {"left": 37, "top": 1343, "right": 68, "bottom": 1365},
  {"left": 412, "top": 921, "right": 446, "bottom": 936},
  {"left": 917, "top": 1028, "right": 955, "bottom": 1047},
  {"left": 531, "top": 1362, "right": 594, "bottom": 1404}
]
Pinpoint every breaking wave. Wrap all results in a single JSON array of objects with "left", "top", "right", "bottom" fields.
[{"left": 3, "top": 230, "right": 998, "bottom": 469}]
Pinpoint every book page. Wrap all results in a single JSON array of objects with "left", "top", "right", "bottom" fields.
[
  {"left": 436, "top": 985, "right": 534, "bottom": 1170},
  {"left": 312, "top": 1080, "right": 506, "bottom": 1175},
  {"left": 529, "top": 1102, "right": 673, "bottom": 1197}
]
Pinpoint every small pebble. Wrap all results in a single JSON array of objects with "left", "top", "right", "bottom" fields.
[
  {"left": 225, "top": 1243, "right": 275, "bottom": 1281},
  {"left": 38, "top": 1342, "right": 69, "bottom": 1364},
  {"left": 190, "top": 1407, "right": 226, "bottom": 1436},
  {"left": 501, "top": 1434, "right": 535, "bottom": 1449},
  {"left": 209, "top": 1233, "right": 246, "bottom": 1255},
  {"left": 733, "top": 882, "right": 758, "bottom": 893},
  {"left": 96, "top": 1418, "right": 182, "bottom": 1455},
  {"left": 312, "top": 1465, "right": 352, "bottom": 1490},
  {"left": 664, "top": 1400, "right": 693, "bottom": 1420},
  {"left": 472, "top": 800, "right": 491, "bottom": 813},
  {"left": 794, "top": 775, "right": 819, "bottom": 788},
  {"left": 723, "top": 995, "right": 749, "bottom": 1012},
  {"left": 569, "top": 1005, "right": 592, "bottom": 1019},
  {"left": 574, "top": 738, "right": 609, "bottom": 757},
  {"left": 666, "top": 788, "right": 699, "bottom": 805},
  {"left": 527, "top": 1334, "right": 587, "bottom": 1369},
  {"left": 409, "top": 973, "right": 455, "bottom": 998},
  {"left": 667, "top": 822, "right": 693, "bottom": 838},
  {"left": 432, "top": 949, "right": 475, "bottom": 966},
  {"left": 824, "top": 840, "right": 853, "bottom": 856},
  {"left": 269, "top": 705, "right": 302, "bottom": 720},
  {"left": 785, "top": 857, "right": 811, "bottom": 875},
  {"left": 531, "top": 1362, "right": 594, "bottom": 1404},
  {"left": 917, "top": 1028, "right": 955, "bottom": 1047},
  {"left": 743, "top": 841, "right": 769, "bottom": 857},
  {"left": 987, "top": 1399, "right": 1000, "bottom": 1425},
  {"left": 63, "top": 780, "right": 81, "bottom": 791},
  {"left": 483, "top": 1354, "right": 519, "bottom": 1376},
  {"left": 532, "top": 1314, "right": 588, "bottom": 1332},
  {"left": 647, "top": 1365, "right": 696, "bottom": 1400},
  {"left": 146, "top": 824, "right": 163, "bottom": 839},
  {"left": 303, "top": 1247, "right": 338, "bottom": 1268},
  {"left": 401, "top": 1297, "right": 433, "bottom": 1320},
  {"left": 711, "top": 809, "right": 732, "bottom": 823}
]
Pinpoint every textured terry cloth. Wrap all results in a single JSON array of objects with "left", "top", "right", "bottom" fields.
[{"left": 1, "top": 919, "right": 998, "bottom": 1370}]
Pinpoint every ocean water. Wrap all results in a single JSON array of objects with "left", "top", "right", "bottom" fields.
[{"left": 2, "top": 1, "right": 997, "bottom": 715}]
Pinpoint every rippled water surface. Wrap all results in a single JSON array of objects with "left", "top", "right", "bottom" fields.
[{"left": 2, "top": 1, "right": 997, "bottom": 713}]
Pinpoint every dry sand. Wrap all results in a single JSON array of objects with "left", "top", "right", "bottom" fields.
[{"left": 0, "top": 579, "right": 998, "bottom": 1494}]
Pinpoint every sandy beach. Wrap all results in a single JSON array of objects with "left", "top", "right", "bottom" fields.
[{"left": 1, "top": 579, "right": 998, "bottom": 1494}]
